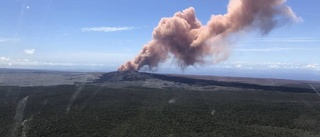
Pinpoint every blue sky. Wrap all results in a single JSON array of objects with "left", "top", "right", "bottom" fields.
[{"left": 1, "top": 0, "right": 320, "bottom": 80}]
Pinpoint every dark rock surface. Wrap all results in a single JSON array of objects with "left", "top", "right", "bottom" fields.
[
  {"left": 94, "top": 71, "right": 318, "bottom": 93},
  {"left": 94, "top": 71, "right": 151, "bottom": 82}
]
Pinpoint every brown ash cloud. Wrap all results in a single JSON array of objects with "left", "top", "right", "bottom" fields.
[{"left": 118, "top": 0, "right": 300, "bottom": 71}]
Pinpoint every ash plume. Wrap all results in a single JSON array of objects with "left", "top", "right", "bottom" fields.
[{"left": 118, "top": 0, "right": 300, "bottom": 71}]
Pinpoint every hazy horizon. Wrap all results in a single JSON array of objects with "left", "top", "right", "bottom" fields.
[{"left": 1, "top": 67, "right": 319, "bottom": 82}]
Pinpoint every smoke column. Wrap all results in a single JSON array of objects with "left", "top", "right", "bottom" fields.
[{"left": 118, "top": 0, "right": 300, "bottom": 71}]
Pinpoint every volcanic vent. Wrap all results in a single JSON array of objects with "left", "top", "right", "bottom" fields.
[{"left": 94, "top": 71, "right": 152, "bottom": 82}]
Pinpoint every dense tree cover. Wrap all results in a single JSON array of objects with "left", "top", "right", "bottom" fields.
[{"left": 0, "top": 85, "right": 319, "bottom": 137}]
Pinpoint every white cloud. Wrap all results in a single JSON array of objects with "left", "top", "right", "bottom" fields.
[
  {"left": 0, "top": 57, "right": 74, "bottom": 67},
  {"left": 211, "top": 61, "right": 320, "bottom": 71},
  {"left": 0, "top": 57, "right": 10, "bottom": 62},
  {"left": 24, "top": 49, "right": 35, "bottom": 55},
  {"left": 303, "top": 64, "right": 320, "bottom": 70},
  {"left": 235, "top": 47, "right": 320, "bottom": 52},
  {"left": 0, "top": 39, "right": 8, "bottom": 42},
  {"left": 0, "top": 37, "right": 20, "bottom": 43},
  {"left": 0, "top": 55, "right": 120, "bottom": 69},
  {"left": 269, "top": 65, "right": 280, "bottom": 69},
  {"left": 81, "top": 26, "right": 134, "bottom": 32},
  {"left": 43, "top": 52, "right": 133, "bottom": 64},
  {"left": 248, "top": 37, "right": 320, "bottom": 43},
  {"left": 305, "top": 64, "right": 316, "bottom": 68}
]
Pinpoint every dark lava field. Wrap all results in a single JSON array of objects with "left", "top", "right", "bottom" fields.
[{"left": 1, "top": 70, "right": 320, "bottom": 137}]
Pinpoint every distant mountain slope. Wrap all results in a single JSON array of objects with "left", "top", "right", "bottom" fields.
[
  {"left": 0, "top": 68, "right": 319, "bottom": 94},
  {"left": 94, "top": 71, "right": 318, "bottom": 93}
]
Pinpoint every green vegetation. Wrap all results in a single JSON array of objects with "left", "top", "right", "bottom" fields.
[{"left": 0, "top": 85, "right": 320, "bottom": 137}]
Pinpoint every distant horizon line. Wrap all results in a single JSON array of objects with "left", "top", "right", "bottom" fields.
[{"left": 1, "top": 67, "right": 319, "bottom": 82}]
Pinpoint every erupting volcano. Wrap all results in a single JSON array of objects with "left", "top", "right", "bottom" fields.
[{"left": 118, "top": 0, "right": 300, "bottom": 71}]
